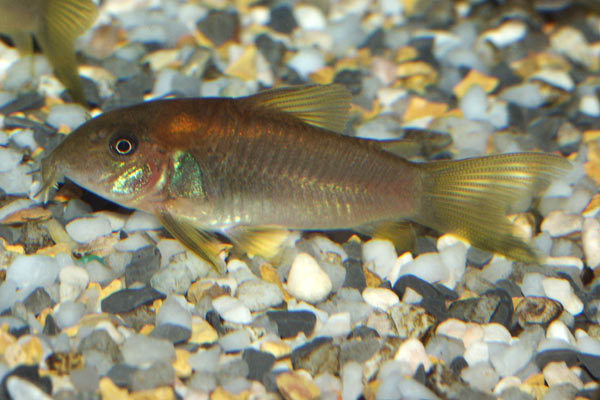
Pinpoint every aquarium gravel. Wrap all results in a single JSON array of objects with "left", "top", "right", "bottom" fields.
[{"left": 0, "top": 0, "right": 599, "bottom": 399}]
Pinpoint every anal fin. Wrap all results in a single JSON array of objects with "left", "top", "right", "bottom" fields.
[{"left": 226, "top": 226, "right": 293, "bottom": 261}]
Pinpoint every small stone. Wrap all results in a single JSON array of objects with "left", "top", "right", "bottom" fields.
[
  {"left": 197, "top": 10, "right": 239, "bottom": 47},
  {"left": 23, "top": 288, "right": 54, "bottom": 316},
  {"left": 59, "top": 266, "right": 89, "bottom": 302},
  {"left": 101, "top": 287, "right": 164, "bottom": 314},
  {"left": 362, "top": 239, "right": 397, "bottom": 279},
  {"left": 219, "top": 329, "right": 251, "bottom": 353},
  {"left": 106, "top": 364, "right": 137, "bottom": 388},
  {"left": 65, "top": 216, "right": 114, "bottom": 244},
  {"left": 362, "top": 287, "right": 399, "bottom": 311},
  {"left": 237, "top": 279, "right": 284, "bottom": 312},
  {"left": 216, "top": 358, "right": 249, "bottom": 385},
  {"left": 70, "top": 365, "right": 99, "bottom": 393},
  {"left": 242, "top": 349, "right": 275, "bottom": 382},
  {"left": 448, "top": 289, "right": 513, "bottom": 328},
  {"left": 5, "top": 376, "right": 52, "bottom": 400},
  {"left": 276, "top": 372, "right": 320, "bottom": 400},
  {"left": 269, "top": 5, "right": 297, "bottom": 34},
  {"left": 546, "top": 320, "right": 576, "bottom": 345},
  {"left": 460, "top": 361, "right": 499, "bottom": 392},
  {"left": 582, "top": 218, "right": 600, "bottom": 269},
  {"left": 212, "top": 295, "right": 252, "bottom": 325},
  {"left": 515, "top": 297, "right": 562, "bottom": 328},
  {"left": 340, "top": 336, "right": 381, "bottom": 364},
  {"left": 425, "top": 335, "right": 465, "bottom": 366},
  {"left": 542, "top": 361, "right": 583, "bottom": 390},
  {"left": 0, "top": 365, "right": 52, "bottom": 399},
  {"left": 150, "top": 324, "right": 191, "bottom": 344},
  {"left": 541, "top": 277, "right": 584, "bottom": 315},
  {"left": 389, "top": 303, "right": 435, "bottom": 339},
  {"left": 490, "top": 339, "right": 534, "bottom": 378},
  {"left": 483, "top": 20, "right": 527, "bottom": 48},
  {"left": 121, "top": 335, "right": 176, "bottom": 365},
  {"left": 342, "top": 258, "right": 367, "bottom": 291},
  {"left": 287, "top": 252, "right": 332, "bottom": 304},
  {"left": 291, "top": 337, "right": 340, "bottom": 376},
  {"left": 535, "top": 348, "right": 579, "bottom": 370},
  {"left": 395, "top": 338, "right": 432, "bottom": 374},
  {"left": 129, "top": 360, "right": 175, "bottom": 391},
  {"left": 156, "top": 296, "right": 192, "bottom": 330},
  {"left": 577, "top": 353, "right": 600, "bottom": 380},
  {"left": 541, "top": 211, "right": 583, "bottom": 237},
  {"left": 125, "top": 246, "right": 161, "bottom": 287},
  {"left": 54, "top": 300, "right": 85, "bottom": 329}
]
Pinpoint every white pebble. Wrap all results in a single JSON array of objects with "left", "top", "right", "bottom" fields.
[
  {"left": 493, "top": 376, "right": 522, "bottom": 396},
  {"left": 6, "top": 376, "right": 53, "bottom": 400},
  {"left": 287, "top": 49, "right": 325, "bottom": 79},
  {"left": 212, "top": 295, "right": 252, "bottom": 324},
  {"left": 237, "top": 279, "right": 284, "bottom": 312},
  {"left": 439, "top": 242, "right": 467, "bottom": 289},
  {"left": 461, "top": 362, "right": 499, "bottom": 392},
  {"left": 543, "top": 361, "right": 583, "bottom": 390},
  {"left": 219, "top": 329, "right": 251, "bottom": 353},
  {"left": 46, "top": 104, "right": 89, "bottom": 131},
  {"left": 546, "top": 320, "right": 576, "bottom": 345},
  {"left": 341, "top": 362, "right": 363, "bottom": 400},
  {"left": 521, "top": 273, "right": 546, "bottom": 297},
  {"left": 287, "top": 252, "right": 332, "bottom": 304},
  {"left": 156, "top": 295, "right": 192, "bottom": 330},
  {"left": 399, "top": 252, "right": 449, "bottom": 284},
  {"left": 376, "top": 376, "right": 438, "bottom": 400},
  {"left": 66, "top": 216, "right": 114, "bottom": 244},
  {"left": 483, "top": 20, "right": 527, "bottom": 47},
  {"left": 583, "top": 218, "right": 600, "bottom": 268},
  {"left": 490, "top": 339, "right": 533, "bottom": 377},
  {"left": 541, "top": 211, "right": 582, "bottom": 237},
  {"left": 500, "top": 83, "right": 546, "bottom": 108},
  {"left": 542, "top": 277, "right": 584, "bottom": 315},
  {"left": 294, "top": 4, "right": 327, "bottom": 30},
  {"left": 482, "top": 323, "right": 512, "bottom": 344},
  {"left": 576, "top": 335, "right": 600, "bottom": 356},
  {"left": 0, "top": 147, "right": 22, "bottom": 173},
  {"left": 395, "top": 338, "right": 432, "bottom": 373},
  {"left": 121, "top": 334, "right": 176, "bottom": 365},
  {"left": 92, "top": 211, "right": 127, "bottom": 232},
  {"left": 316, "top": 312, "right": 351, "bottom": 337},
  {"left": 362, "top": 287, "right": 399, "bottom": 311},
  {"left": 188, "top": 346, "right": 220, "bottom": 372},
  {"left": 530, "top": 69, "right": 574, "bottom": 91},
  {"left": 0, "top": 165, "right": 32, "bottom": 195},
  {"left": 362, "top": 239, "right": 397, "bottom": 279},
  {"left": 7, "top": 255, "right": 59, "bottom": 290},
  {"left": 464, "top": 341, "right": 489, "bottom": 366},
  {"left": 59, "top": 266, "right": 90, "bottom": 302},
  {"left": 580, "top": 94, "right": 600, "bottom": 117},
  {"left": 436, "top": 319, "right": 467, "bottom": 341},
  {"left": 460, "top": 85, "right": 488, "bottom": 121},
  {"left": 124, "top": 210, "right": 162, "bottom": 232},
  {"left": 114, "top": 233, "right": 152, "bottom": 252},
  {"left": 54, "top": 300, "right": 86, "bottom": 329}
]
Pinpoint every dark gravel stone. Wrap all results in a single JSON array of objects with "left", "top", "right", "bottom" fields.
[
  {"left": 393, "top": 275, "right": 442, "bottom": 299},
  {"left": 24, "top": 287, "right": 55, "bottom": 316},
  {"left": 426, "top": 335, "right": 465, "bottom": 366},
  {"left": 205, "top": 310, "right": 227, "bottom": 336},
  {"left": 515, "top": 296, "right": 562, "bottom": 328},
  {"left": 535, "top": 349, "right": 579, "bottom": 369},
  {"left": 242, "top": 349, "right": 275, "bottom": 382},
  {"left": 102, "top": 56, "right": 141, "bottom": 80},
  {"left": 0, "top": 365, "right": 52, "bottom": 398},
  {"left": 216, "top": 358, "right": 249, "bottom": 385},
  {"left": 267, "top": 310, "right": 316, "bottom": 339},
  {"left": 125, "top": 246, "right": 161, "bottom": 287},
  {"left": 360, "top": 28, "right": 386, "bottom": 55},
  {"left": 450, "top": 356, "right": 468, "bottom": 374},
  {"left": 106, "top": 364, "right": 137, "bottom": 388},
  {"left": 333, "top": 69, "right": 363, "bottom": 95},
  {"left": 347, "top": 325, "right": 380, "bottom": 340},
  {"left": 342, "top": 258, "right": 366, "bottom": 291},
  {"left": 268, "top": 5, "right": 297, "bottom": 34},
  {"left": 255, "top": 34, "right": 286, "bottom": 67},
  {"left": 291, "top": 337, "right": 340, "bottom": 376},
  {"left": 79, "top": 329, "right": 123, "bottom": 364},
  {"left": 528, "top": 116, "right": 562, "bottom": 152},
  {"left": 579, "top": 353, "right": 600, "bottom": 380},
  {"left": 197, "top": 10, "right": 239, "bottom": 46},
  {"left": 0, "top": 92, "right": 44, "bottom": 114},
  {"left": 466, "top": 247, "right": 493, "bottom": 267},
  {"left": 104, "top": 72, "right": 154, "bottom": 110},
  {"left": 340, "top": 337, "right": 380, "bottom": 364},
  {"left": 129, "top": 360, "right": 175, "bottom": 391},
  {"left": 495, "top": 279, "right": 523, "bottom": 298},
  {"left": 43, "top": 314, "right": 59, "bottom": 336},
  {"left": 448, "top": 288, "right": 513, "bottom": 329},
  {"left": 150, "top": 324, "right": 191, "bottom": 344},
  {"left": 101, "top": 286, "right": 164, "bottom": 314}
]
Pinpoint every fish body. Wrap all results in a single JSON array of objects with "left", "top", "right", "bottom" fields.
[
  {"left": 0, "top": 0, "right": 98, "bottom": 103},
  {"left": 40, "top": 85, "right": 571, "bottom": 267}
]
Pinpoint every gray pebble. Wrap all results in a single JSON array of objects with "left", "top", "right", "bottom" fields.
[{"left": 129, "top": 360, "right": 175, "bottom": 391}]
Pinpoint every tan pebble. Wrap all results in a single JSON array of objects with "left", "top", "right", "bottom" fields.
[
  {"left": 541, "top": 210, "right": 583, "bottom": 237},
  {"left": 583, "top": 193, "right": 600, "bottom": 217},
  {"left": 583, "top": 129, "right": 600, "bottom": 143},
  {"left": 189, "top": 317, "right": 218, "bottom": 345},
  {"left": 99, "top": 279, "right": 124, "bottom": 300},
  {"left": 583, "top": 218, "right": 600, "bottom": 268},
  {"left": 211, "top": 386, "right": 250, "bottom": 400},
  {"left": 260, "top": 264, "right": 292, "bottom": 301},
  {"left": 453, "top": 70, "right": 499, "bottom": 98},
  {"left": 0, "top": 329, "right": 16, "bottom": 355},
  {"left": 543, "top": 361, "right": 583, "bottom": 390},
  {"left": 585, "top": 142, "right": 600, "bottom": 185},
  {"left": 4, "top": 336, "right": 43, "bottom": 367},
  {"left": 225, "top": 46, "right": 258, "bottom": 81},
  {"left": 46, "top": 351, "right": 84, "bottom": 375},
  {"left": 395, "top": 46, "right": 418, "bottom": 63},
  {"left": 172, "top": 349, "right": 192, "bottom": 378},
  {"left": 403, "top": 96, "right": 448, "bottom": 121},
  {"left": 523, "top": 372, "right": 545, "bottom": 386},
  {"left": 100, "top": 377, "right": 129, "bottom": 400},
  {"left": 139, "top": 325, "right": 154, "bottom": 335},
  {"left": 517, "top": 383, "right": 548, "bottom": 398},
  {"left": 260, "top": 340, "right": 292, "bottom": 358},
  {"left": 389, "top": 303, "right": 435, "bottom": 339},
  {"left": 276, "top": 371, "right": 320, "bottom": 400},
  {"left": 310, "top": 66, "right": 335, "bottom": 84}
]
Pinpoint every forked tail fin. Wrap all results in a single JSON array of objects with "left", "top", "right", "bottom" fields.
[{"left": 415, "top": 153, "right": 571, "bottom": 263}]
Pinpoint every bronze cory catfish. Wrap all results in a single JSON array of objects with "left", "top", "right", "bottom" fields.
[{"left": 40, "top": 85, "right": 570, "bottom": 268}]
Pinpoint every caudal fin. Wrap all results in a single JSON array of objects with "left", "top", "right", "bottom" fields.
[{"left": 415, "top": 153, "right": 571, "bottom": 263}]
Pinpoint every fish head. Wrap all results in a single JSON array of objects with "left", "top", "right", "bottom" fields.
[{"left": 40, "top": 106, "right": 169, "bottom": 209}]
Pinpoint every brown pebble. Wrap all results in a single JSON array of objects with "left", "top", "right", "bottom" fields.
[{"left": 515, "top": 296, "right": 563, "bottom": 328}]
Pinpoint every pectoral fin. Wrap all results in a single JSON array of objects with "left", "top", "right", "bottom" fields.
[
  {"left": 226, "top": 226, "right": 293, "bottom": 261},
  {"left": 248, "top": 84, "right": 352, "bottom": 133},
  {"left": 156, "top": 211, "right": 226, "bottom": 273},
  {"left": 36, "top": 0, "right": 98, "bottom": 103},
  {"left": 356, "top": 221, "right": 417, "bottom": 254}
]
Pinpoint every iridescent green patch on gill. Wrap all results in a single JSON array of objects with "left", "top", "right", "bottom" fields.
[
  {"left": 112, "top": 165, "right": 150, "bottom": 195},
  {"left": 170, "top": 151, "right": 205, "bottom": 199}
]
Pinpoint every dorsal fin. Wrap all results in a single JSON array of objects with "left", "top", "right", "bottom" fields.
[{"left": 248, "top": 84, "right": 352, "bottom": 133}]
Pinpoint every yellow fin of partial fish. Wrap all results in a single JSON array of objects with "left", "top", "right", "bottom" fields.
[
  {"left": 226, "top": 226, "right": 292, "bottom": 261},
  {"left": 156, "top": 211, "right": 226, "bottom": 273},
  {"left": 249, "top": 84, "right": 352, "bottom": 133},
  {"left": 36, "top": 0, "right": 98, "bottom": 103},
  {"left": 356, "top": 221, "right": 417, "bottom": 254},
  {"left": 416, "top": 152, "right": 571, "bottom": 263},
  {"left": 372, "top": 139, "right": 423, "bottom": 159}
]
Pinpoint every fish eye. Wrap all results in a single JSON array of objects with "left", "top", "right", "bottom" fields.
[{"left": 109, "top": 133, "right": 138, "bottom": 156}]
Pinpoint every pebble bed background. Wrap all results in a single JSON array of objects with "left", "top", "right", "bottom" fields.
[{"left": 0, "top": 0, "right": 599, "bottom": 399}]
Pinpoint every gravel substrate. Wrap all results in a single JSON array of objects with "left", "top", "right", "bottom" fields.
[{"left": 0, "top": 0, "right": 599, "bottom": 399}]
